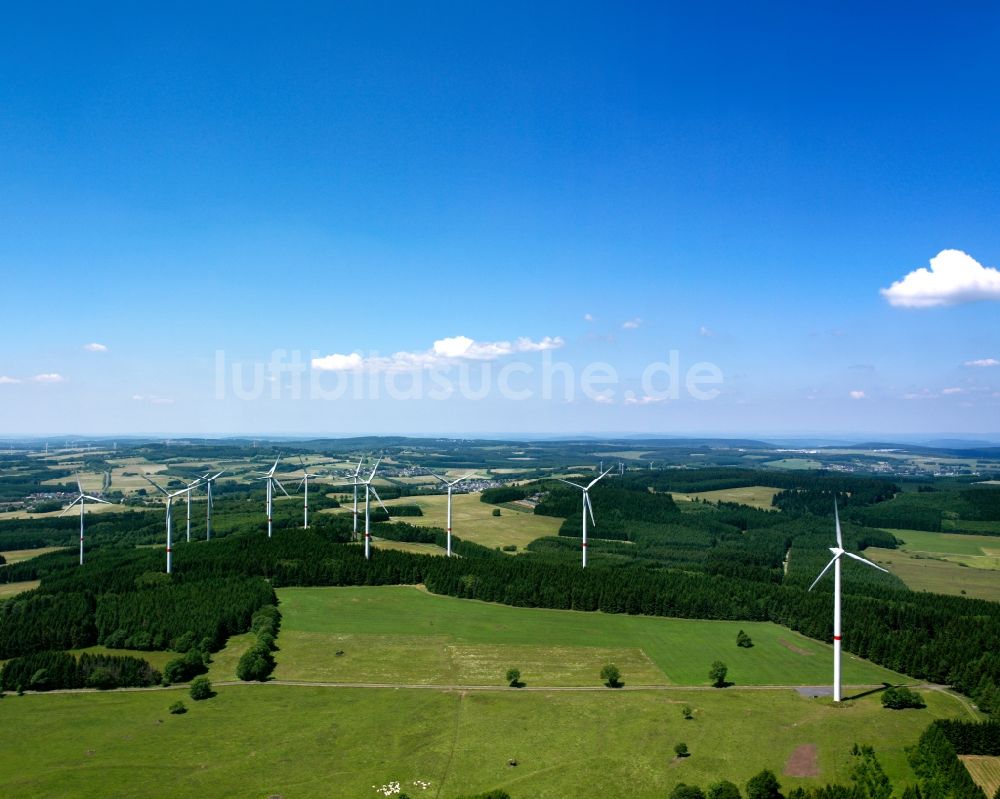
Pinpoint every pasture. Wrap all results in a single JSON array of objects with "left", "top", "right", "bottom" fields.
[
  {"left": 371, "top": 493, "right": 563, "bottom": 550},
  {"left": 273, "top": 586, "right": 905, "bottom": 687},
  {"left": 0, "top": 682, "right": 964, "bottom": 799}
]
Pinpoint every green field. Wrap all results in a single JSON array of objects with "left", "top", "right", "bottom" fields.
[
  {"left": 670, "top": 486, "right": 780, "bottom": 510},
  {"left": 865, "top": 528, "right": 1000, "bottom": 602},
  {"left": 368, "top": 493, "right": 563, "bottom": 550},
  {"left": 961, "top": 756, "right": 1000, "bottom": 798},
  {"left": 762, "top": 458, "right": 823, "bottom": 470},
  {"left": 273, "top": 586, "right": 904, "bottom": 687},
  {"left": 0, "top": 682, "right": 964, "bottom": 799}
]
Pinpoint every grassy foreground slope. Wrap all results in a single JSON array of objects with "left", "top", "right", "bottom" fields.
[
  {"left": 274, "top": 586, "right": 904, "bottom": 687},
  {"left": 0, "top": 684, "right": 964, "bottom": 799}
]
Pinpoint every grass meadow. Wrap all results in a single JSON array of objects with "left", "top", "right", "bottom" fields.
[
  {"left": 273, "top": 586, "right": 905, "bottom": 688},
  {"left": 0, "top": 682, "right": 965, "bottom": 799}
]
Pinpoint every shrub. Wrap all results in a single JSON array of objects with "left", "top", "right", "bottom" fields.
[
  {"left": 492, "top": 508, "right": 502, "bottom": 517},
  {"left": 163, "top": 650, "right": 207, "bottom": 684},
  {"left": 169, "top": 700, "right": 187, "bottom": 714},
  {"left": 671, "top": 784, "right": 704, "bottom": 799},
  {"left": 737, "top": 630, "right": 753, "bottom": 648},
  {"left": 708, "top": 780, "right": 742, "bottom": 799},
  {"left": 189, "top": 677, "right": 213, "bottom": 701},
  {"left": 681, "top": 704, "right": 694, "bottom": 720},
  {"left": 882, "top": 686, "right": 926, "bottom": 709},
  {"left": 746, "top": 769, "right": 782, "bottom": 799},
  {"left": 675, "top": 742, "right": 690, "bottom": 757}
]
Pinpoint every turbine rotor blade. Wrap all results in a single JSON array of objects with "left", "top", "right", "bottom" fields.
[
  {"left": 843, "top": 550, "right": 889, "bottom": 573},
  {"left": 369, "top": 485, "right": 390, "bottom": 516},
  {"left": 142, "top": 475, "right": 169, "bottom": 496},
  {"left": 273, "top": 478, "right": 290, "bottom": 497},
  {"left": 367, "top": 457, "right": 382, "bottom": 482},
  {"left": 585, "top": 492, "right": 596, "bottom": 526},
  {"left": 82, "top": 495, "right": 110, "bottom": 504},
  {"left": 834, "top": 500, "right": 843, "bottom": 549},
  {"left": 587, "top": 467, "right": 615, "bottom": 490},
  {"left": 60, "top": 496, "right": 83, "bottom": 516},
  {"left": 556, "top": 478, "right": 585, "bottom": 490},
  {"left": 808, "top": 555, "right": 840, "bottom": 591}
]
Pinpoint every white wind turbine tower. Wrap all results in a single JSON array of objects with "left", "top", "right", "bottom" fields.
[
  {"left": 143, "top": 475, "right": 203, "bottom": 574},
  {"left": 429, "top": 472, "right": 475, "bottom": 557},
  {"left": 256, "top": 457, "right": 289, "bottom": 538},
  {"left": 556, "top": 467, "right": 614, "bottom": 568},
  {"left": 296, "top": 456, "right": 320, "bottom": 529},
  {"left": 62, "top": 475, "right": 111, "bottom": 565},
  {"left": 808, "top": 501, "right": 889, "bottom": 702},
  {"left": 360, "top": 458, "right": 390, "bottom": 560},
  {"left": 200, "top": 470, "right": 225, "bottom": 540},
  {"left": 345, "top": 457, "right": 365, "bottom": 542}
]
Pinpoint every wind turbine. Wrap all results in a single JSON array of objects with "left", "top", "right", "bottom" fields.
[
  {"left": 344, "top": 457, "right": 365, "bottom": 542},
  {"left": 359, "top": 458, "right": 390, "bottom": 560},
  {"left": 200, "top": 470, "right": 225, "bottom": 540},
  {"left": 556, "top": 467, "right": 613, "bottom": 568},
  {"left": 296, "top": 456, "right": 320, "bottom": 529},
  {"left": 256, "top": 457, "right": 289, "bottom": 538},
  {"left": 143, "top": 475, "right": 203, "bottom": 574},
  {"left": 429, "top": 472, "right": 475, "bottom": 557},
  {"left": 808, "top": 501, "right": 889, "bottom": 702},
  {"left": 61, "top": 476, "right": 110, "bottom": 565}
]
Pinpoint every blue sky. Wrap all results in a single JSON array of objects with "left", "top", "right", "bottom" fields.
[{"left": 2, "top": 2, "right": 999, "bottom": 437}]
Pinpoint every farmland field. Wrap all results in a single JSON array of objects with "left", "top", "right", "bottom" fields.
[
  {"left": 960, "top": 756, "right": 1000, "bottom": 799},
  {"left": 0, "top": 579, "right": 40, "bottom": 598},
  {"left": 0, "top": 546, "right": 67, "bottom": 563},
  {"left": 670, "top": 486, "right": 780, "bottom": 510},
  {"left": 0, "top": 682, "right": 965, "bottom": 799},
  {"left": 369, "top": 493, "right": 563, "bottom": 549},
  {"left": 273, "top": 586, "right": 905, "bottom": 687}
]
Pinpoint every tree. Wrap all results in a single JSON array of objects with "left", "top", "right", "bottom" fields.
[
  {"left": 169, "top": 700, "right": 187, "bottom": 714},
  {"left": 746, "top": 769, "right": 782, "bottom": 799},
  {"left": 681, "top": 704, "right": 693, "bottom": 720},
  {"left": 600, "top": 663, "right": 622, "bottom": 688},
  {"left": 737, "top": 630, "right": 753, "bottom": 648},
  {"left": 492, "top": 508, "right": 501, "bottom": 517},
  {"left": 708, "top": 780, "right": 742, "bottom": 799},
  {"left": 670, "top": 784, "right": 704, "bottom": 799},
  {"left": 674, "top": 741, "right": 690, "bottom": 757},
  {"left": 506, "top": 668, "right": 521, "bottom": 688},
  {"left": 710, "top": 661, "right": 728, "bottom": 688},
  {"left": 189, "top": 677, "right": 213, "bottom": 701},
  {"left": 881, "top": 687, "right": 926, "bottom": 709}
]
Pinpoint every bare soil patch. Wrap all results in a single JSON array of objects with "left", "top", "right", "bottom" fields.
[{"left": 785, "top": 743, "right": 819, "bottom": 777}]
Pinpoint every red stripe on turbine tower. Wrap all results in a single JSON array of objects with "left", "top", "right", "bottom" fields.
[{"left": 834, "top": 635, "right": 842, "bottom": 640}]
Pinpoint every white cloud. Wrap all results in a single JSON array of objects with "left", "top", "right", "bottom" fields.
[
  {"left": 32, "top": 373, "right": 65, "bottom": 383},
  {"left": 593, "top": 394, "right": 615, "bottom": 404},
  {"left": 965, "top": 358, "right": 999, "bottom": 368},
  {"left": 625, "top": 394, "right": 666, "bottom": 406},
  {"left": 622, "top": 318, "right": 642, "bottom": 329},
  {"left": 849, "top": 390, "right": 866, "bottom": 400},
  {"left": 0, "top": 376, "right": 22, "bottom": 384},
  {"left": 83, "top": 342, "right": 108, "bottom": 352},
  {"left": 312, "top": 335, "right": 565, "bottom": 373},
  {"left": 881, "top": 249, "right": 1000, "bottom": 308},
  {"left": 583, "top": 313, "right": 594, "bottom": 322},
  {"left": 132, "top": 393, "right": 174, "bottom": 405},
  {"left": 941, "top": 387, "right": 964, "bottom": 395},
  {"left": 698, "top": 326, "right": 715, "bottom": 337},
  {"left": 903, "top": 389, "right": 936, "bottom": 400}
]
